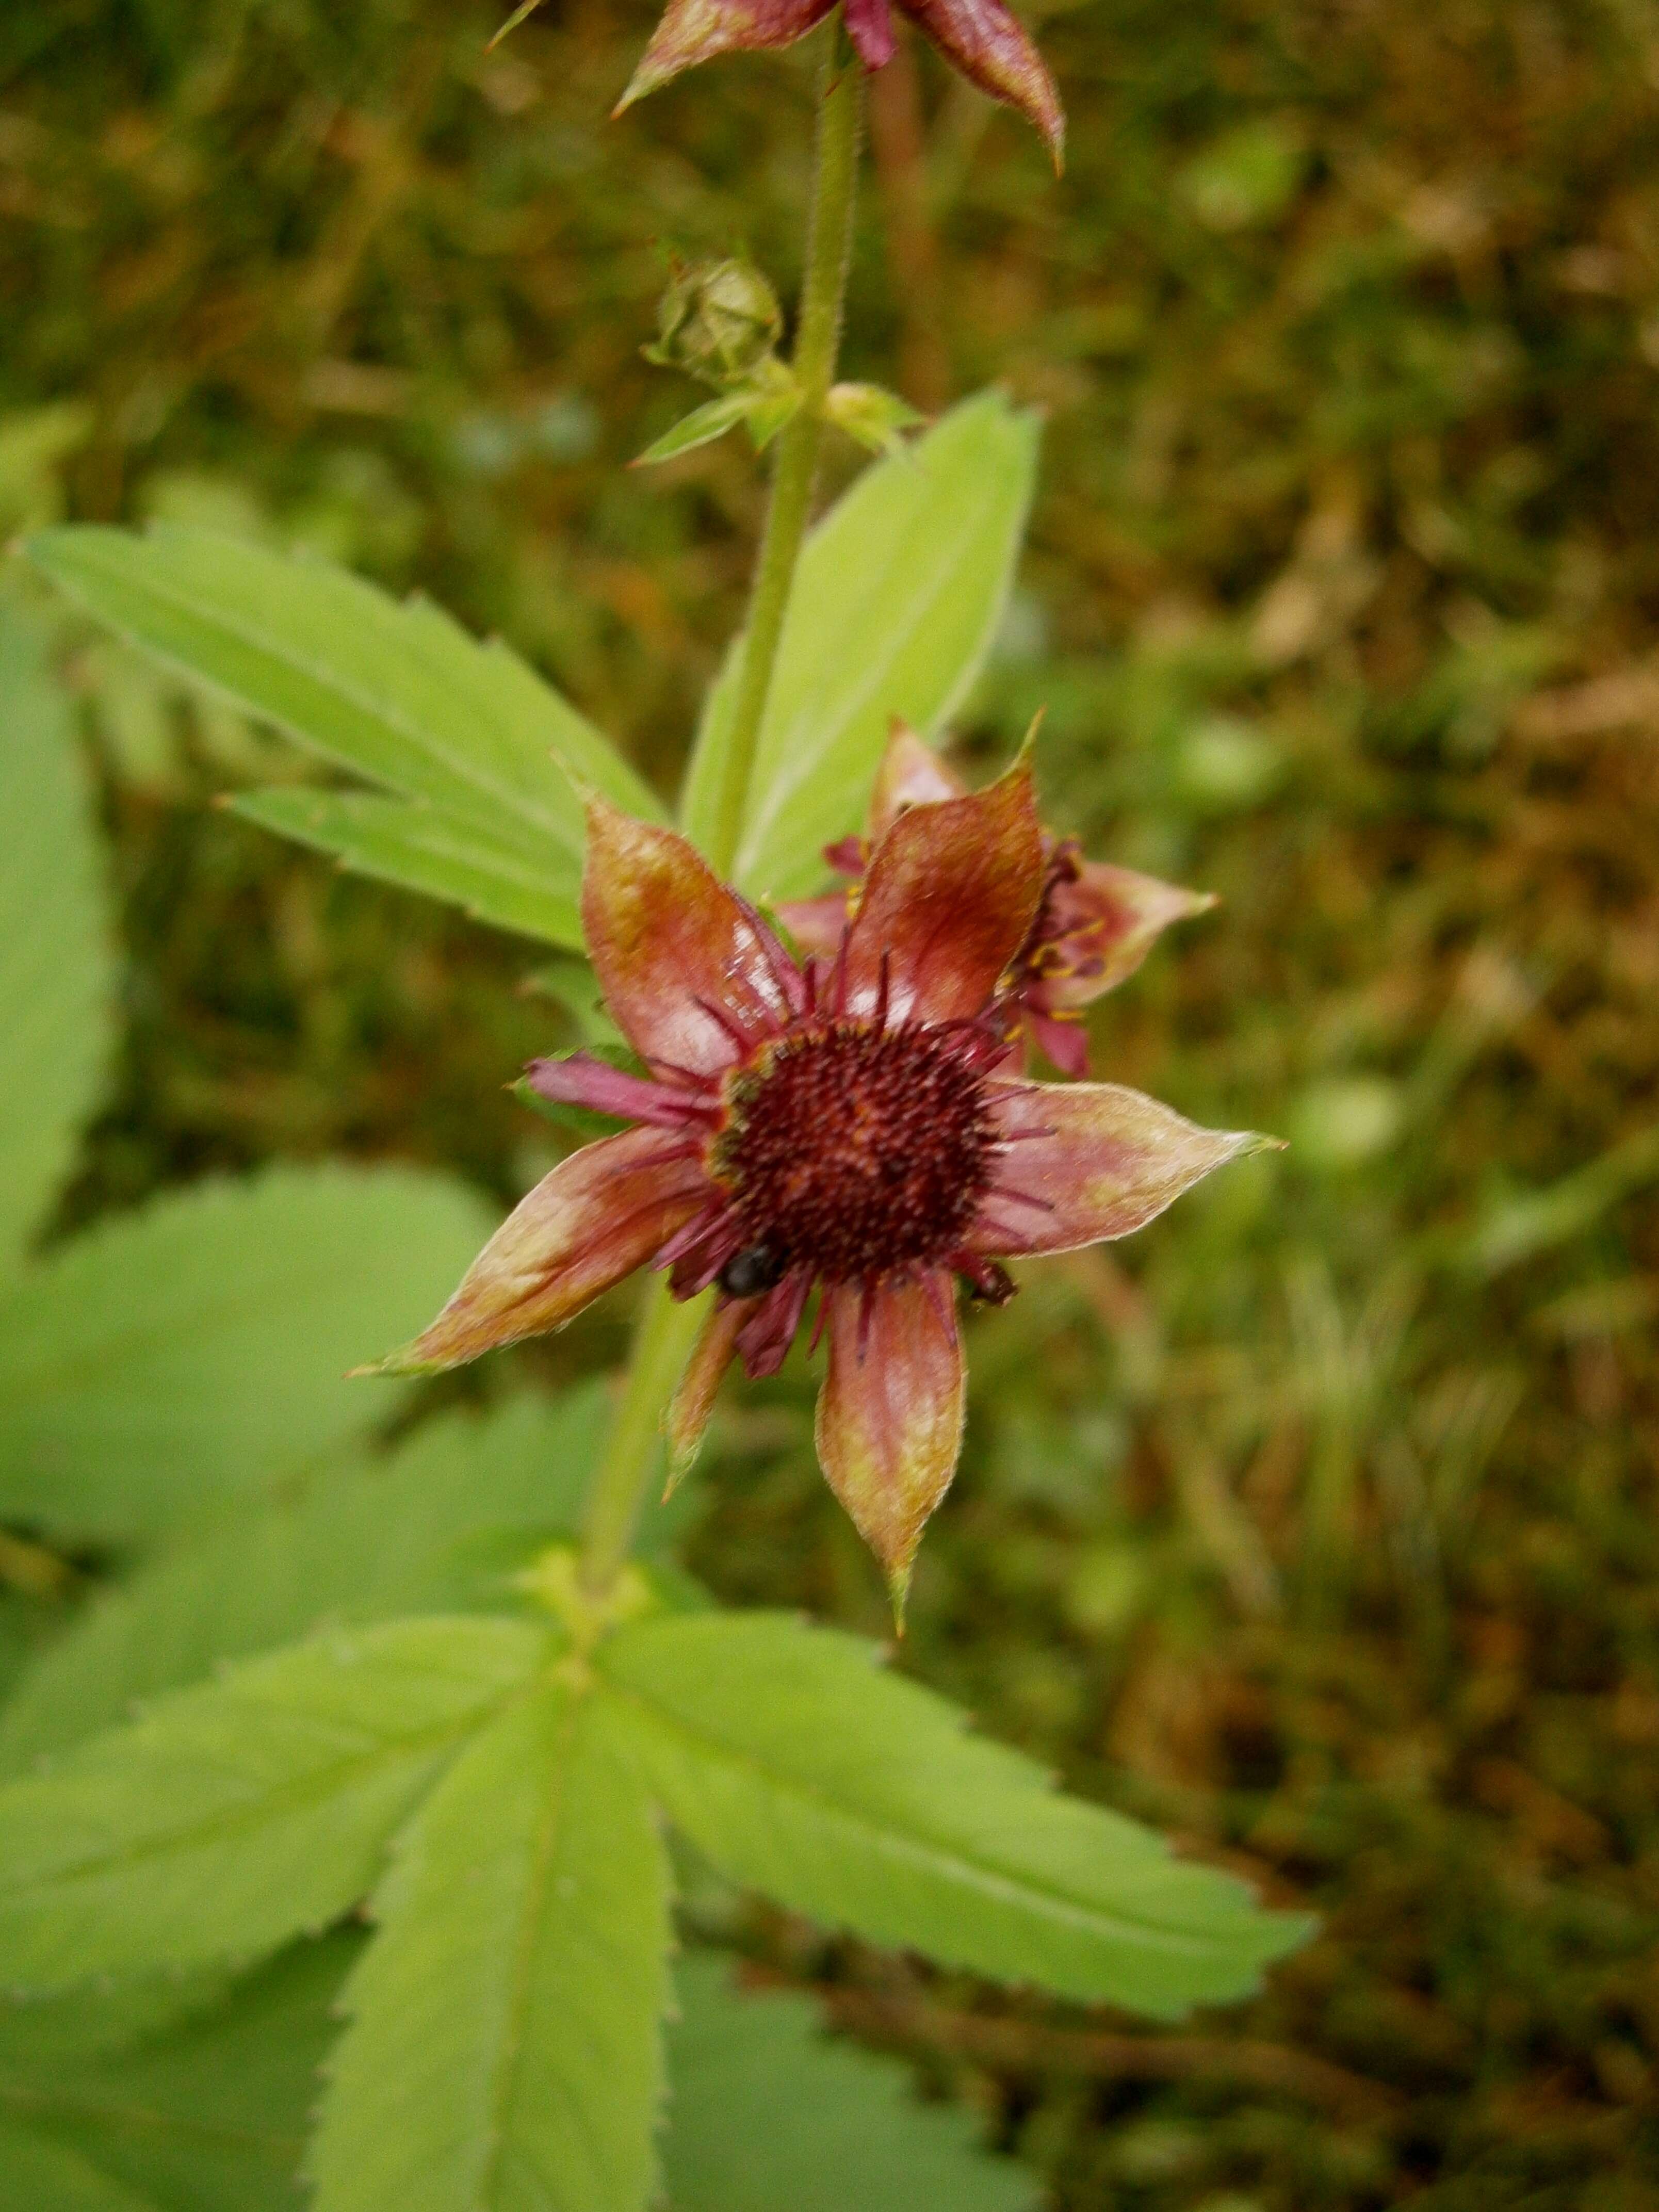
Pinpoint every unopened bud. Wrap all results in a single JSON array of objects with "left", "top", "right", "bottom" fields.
[{"left": 645, "top": 256, "right": 783, "bottom": 386}]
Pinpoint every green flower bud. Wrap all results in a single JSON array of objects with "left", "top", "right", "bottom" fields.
[{"left": 645, "top": 256, "right": 783, "bottom": 387}]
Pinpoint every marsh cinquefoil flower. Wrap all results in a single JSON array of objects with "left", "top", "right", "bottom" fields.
[
  {"left": 783, "top": 723, "right": 1216, "bottom": 1076},
  {"left": 377, "top": 770, "right": 1262, "bottom": 1597},
  {"left": 616, "top": 0, "right": 1064, "bottom": 169}
]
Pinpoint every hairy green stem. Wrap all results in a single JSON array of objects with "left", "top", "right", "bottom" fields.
[
  {"left": 702, "top": 23, "right": 863, "bottom": 876},
  {"left": 577, "top": 1280, "right": 704, "bottom": 1597},
  {"left": 576, "top": 23, "right": 864, "bottom": 1594}
]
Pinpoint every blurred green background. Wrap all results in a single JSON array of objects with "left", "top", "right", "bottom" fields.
[{"left": 4, "top": 0, "right": 1658, "bottom": 2203}]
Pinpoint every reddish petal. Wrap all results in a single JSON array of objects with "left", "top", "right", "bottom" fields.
[
  {"left": 1044, "top": 861, "right": 1216, "bottom": 1009},
  {"left": 665, "top": 1294, "right": 745, "bottom": 1494},
  {"left": 815, "top": 1273, "right": 965, "bottom": 1609},
  {"left": 775, "top": 891, "right": 851, "bottom": 959},
  {"left": 1024, "top": 1005, "right": 1089, "bottom": 1077},
  {"left": 582, "top": 798, "right": 801, "bottom": 1075},
  {"left": 736, "top": 1267, "right": 812, "bottom": 1377},
  {"left": 369, "top": 1129, "right": 709, "bottom": 1373},
  {"left": 614, "top": 0, "right": 834, "bottom": 111},
  {"left": 844, "top": 0, "right": 898, "bottom": 69},
  {"left": 779, "top": 727, "right": 965, "bottom": 956},
  {"left": 526, "top": 1051, "right": 710, "bottom": 1130},
  {"left": 842, "top": 763, "right": 1043, "bottom": 1026},
  {"left": 970, "top": 1081, "right": 1274, "bottom": 1257},
  {"left": 868, "top": 719, "right": 965, "bottom": 842},
  {"left": 902, "top": 0, "right": 1064, "bottom": 166}
]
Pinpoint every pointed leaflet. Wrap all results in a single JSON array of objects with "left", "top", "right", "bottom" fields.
[
  {"left": 0, "top": 1616, "right": 546, "bottom": 1992},
  {"left": 0, "top": 1392, "right": 614, "bottom": 1775},
  {"left": 596, "top": 1615, "right": 1311, "bottom": 2015},
  {"left": 665, "top": 1956, "right": 1036, "bottom": 2212},
  {"left": 230, "top": 789, "right": 583, "bottom": 948},
  {"left": 0, "top": 2121, "right": 157, "bottom": 2209},
  {"left": 310, "top": 1683, "right": 671, "bottom": 2212},
  {"left": 28, "top": 525, "right": 663, "bottom": 949},
  {"left": 680, "top": 392, "right": 1038, "bottom": 898},
  {"left": 633, "top": 391, "right": 755, "bottom": 466},
  {"left": 0, "top": 1165, "right": 492, "bottom": 1546},
  {"left": 0, "top": 608, "right": 111, "bottom": 1277},
  {"left": 0, "top": 1932, "right": 1032, "bottom": 2212},
  {"left": 0, "top": 1938, "right": 348, "bottom": 2212}
]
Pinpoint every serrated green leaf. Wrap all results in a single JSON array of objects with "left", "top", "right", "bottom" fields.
[
  {"left": 229, "top": 789, "right": 583, "bottom": 948},
  {"left": 664, "top": 1954, "right": 1036, "bottom": 2212},
  {"left": 680, "top": 391, "right": 1038, "bottom": 898},
  {"left": 0, "top": 2118, "right": 157, "bottom": 2209},
  {"left": 0, "top": 1935, "right": 348, "bottom": 2211},
  {"left": 633, "top": 393, "right": 753, "bottom": 466},
  {"left": 27, "top": 525, "right": 663, "bottom": 934},
  {"left": 0, "top": 1392, "right": 611, "bottom": 1776},
  {"left": 311, "top": 1681, "right": 671, "bottom": 2212},
  {"left": 0, "top": 1614, "right": 547, "bottom": 1992},
  {"left": 0, "top": 1165, "right": 493, "bottom": 1546},
  {"left": 596, "top": 1614, "right": 1310, "bottom": 2016},
  {"left": 0, "top": 1966, "right": 234, "bottom": 2067},
  {"left": 0, "top": 1932, "right": 1032, "bottom": 2212},
  {"left": 0, "top": 608, "right": 111, "bottom": 1277}
]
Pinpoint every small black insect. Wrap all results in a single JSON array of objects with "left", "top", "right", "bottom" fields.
[
  {"left": 964, "top": 1261, "right": 1016, "bottom": 1307},
  {"left": 718, "top": 1242, "right": 788, "bottom": 1299}
]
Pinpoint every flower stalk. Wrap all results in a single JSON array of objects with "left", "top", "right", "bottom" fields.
[
  {"left": 578, "top": 15, "right": 863, "bottom": 1593},
  {"left": 702, "top": 19, "right": 863, "bottom": 877},
  {"left": 577, "top": 1276, "right": 703, "bottom": 1595}
]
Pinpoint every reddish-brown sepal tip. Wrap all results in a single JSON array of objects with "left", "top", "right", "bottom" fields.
[
  {"left": 815, "top": 1274, "right": 965, "bottom": 1597},
  {"left": 613, "top": 0, "right": 1063, "bottom": 167},
  {"left": 614, "top": 0, "right": 833, "bottom": 114},
  {"left": 903, "top": 0, "right": 1063, "bottom": 166},
  {"left": 581, "top": 798, "right": 799, "bottom": 1076},
  {"left": 372, "top": 1127, "right": 708, "bottom": 1376},
  {"left": 844, "top": 761, "right": 1044, "bottom": 1026},
  {"left": 970, "top": 1084, "right": 1275, "bottom": 1259},
  {"left": 664, "top": 1296, "right": 745, "bottom": 1497}
]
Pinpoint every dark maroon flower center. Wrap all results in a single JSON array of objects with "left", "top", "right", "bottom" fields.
[{"left": 713, "top": 1021, "right": 994, "bottom": 1284}]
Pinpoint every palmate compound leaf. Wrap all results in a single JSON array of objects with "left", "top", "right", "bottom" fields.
[
  {"left": 26, "top": 524, "right": 664, "bottom": 951},
  {"left": 679, "top": 390, "right": 1039, "bottom": 901},
  {"left": 0, "top": 1615, "right": 547, "bottom": 1993},
  {"left": 308, "top": 1682, "right": 672, "bottom": 2212},
  {"left": 0, "top": 607, "right": 112, "bottom": 1280},
  {"left": 663, "top": 1955, "right": 1036, "bottom": 2212},
  {"left": 0, "top": 1391, "right": 613, "bottom": 1776},
  {"left": 0, "top": 1937, "right": 1036, "bottom": 2212},
  {"left": 0, "top": 1390, "right": 702, "bottom": 1782},
  {"left": 0, "top": 1937, "right": 350, "bottom": 2212},
  {"left": 596, "top": 1613, "right": 1313, "bottom": 2018},
  {"left": 0, "top": 1623, "right": 1288, "bottom": 2205},
  {"left": 0, "top": 1164, "right": 493, "bottom": 1548}
]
